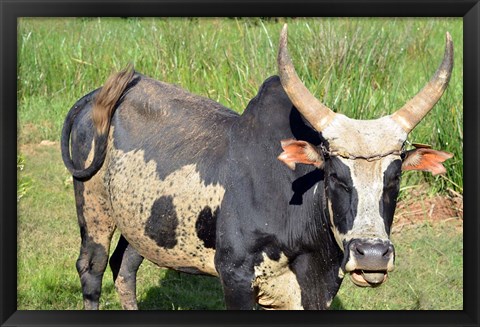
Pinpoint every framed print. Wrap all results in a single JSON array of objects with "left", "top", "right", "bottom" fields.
[{"left": 2, "top": 1, "right": 478, "bottom": 326}]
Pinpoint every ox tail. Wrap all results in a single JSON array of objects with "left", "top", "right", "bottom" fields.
[{"left": 61, "top": 64, "right": 135, "bottom": 180}]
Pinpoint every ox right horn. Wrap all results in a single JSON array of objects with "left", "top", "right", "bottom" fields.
[
  {"left": 391, "top": 32, "right": 454, "bottom": 133},
  {"left": 277, "top": 24, "right": 337, "bottom": 132}
]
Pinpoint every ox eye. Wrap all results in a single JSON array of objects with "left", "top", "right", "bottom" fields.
[
  {"left": 385, "top": 174, "right": 401, "bottom": 190},
  {"left": 392, "top": 173, "right": 401, "bottom": 183},
  {"left": 330, "top": 174, "right": 351, "bottom": 193}
]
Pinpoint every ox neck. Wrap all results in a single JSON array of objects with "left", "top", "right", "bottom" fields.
[{"left": 232, "top": 75, "right": 340, "bottom": 254}]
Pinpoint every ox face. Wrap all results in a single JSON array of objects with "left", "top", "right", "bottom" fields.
[
  {"left": 279, "top": 114, "right": 408, "bottom": 287},
  {"left": 276, "top": 24, "right": 453, "bottom": 288},
  {"left": 320, "top": 115, "right": 405, "bottom": 287},
  {"left": 323, "top": 153, "right": 400, "bottom": 287},
  {"left": 278, "top": 114, "right": 453, "bottom": 288},
  {"left": 278, "top": 111, "right": 452, "bottom": 289}
]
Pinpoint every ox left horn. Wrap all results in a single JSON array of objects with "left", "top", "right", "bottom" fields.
[
  {"left": 277, "top": 24, "right": 337, "bottom": 132},
  {"left": 391, "top": 32, "right": 454, "bottom": 133}
]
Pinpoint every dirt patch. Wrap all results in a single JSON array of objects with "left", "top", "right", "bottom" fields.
[
  {"left": 19, "top": 123, "right": 39, "bottom": 143},
  {"left": 392, "top": 188, "right": 463, "bottom": 234},
  {"left": 20, "top": 140, "right": 59, "bottom": 155},
  {"left": 39, "top": 140, "right": 58, "bottom": 146}
]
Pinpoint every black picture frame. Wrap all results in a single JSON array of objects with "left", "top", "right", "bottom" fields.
[{"left": 2, "top": 1, "right": 479, "bottom": 326}]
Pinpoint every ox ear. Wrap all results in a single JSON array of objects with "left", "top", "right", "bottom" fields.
[
  {"left": 278, "top": 139, "right": 324, "bottom": 170},
  {"left": 402, "top": 147, "right": 453, "bottom": 176}
]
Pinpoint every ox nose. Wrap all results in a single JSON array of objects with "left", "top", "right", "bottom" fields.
[
  {"left": 350, "top": 239, "right": 394, "bottom": 271},
  {"left": 347, "top": 239, "right": 395, "bottom": 287}
]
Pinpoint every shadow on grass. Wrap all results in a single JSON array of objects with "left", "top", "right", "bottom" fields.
[
  {"left": 138, "top": 269, "right": 346, "bottom": 310},
  {"left": 329, "top": 296, "right": 346, "bottom": 310},
  {"left": 139, "top": 270, "right": 225, "bottom": 310}
]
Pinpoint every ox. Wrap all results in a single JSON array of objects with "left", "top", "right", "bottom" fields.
[{"left": 61, "top": 25, "right": 453, "bottom": 310}]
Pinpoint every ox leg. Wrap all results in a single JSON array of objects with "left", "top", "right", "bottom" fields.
[
  {"left": 74, "top": 180, "right": 116, "bottom": 310},
  {"left": 76, "top": 228, "right": 115, "bottom": 310},
  {"left": 109, "top": 235, "right": 144, "bottom": 310},
  {"left": 220, "top": 274, "right": 256, "bottom": 309},
  {"left": 215, "top": 248, "right": 256, "bottom": 310}
]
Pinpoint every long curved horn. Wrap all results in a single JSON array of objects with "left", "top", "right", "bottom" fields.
[
  {"left": 277, "top": 24, "right": 336, "bottom": 132},
  {"left": 391, "top": 32, "right": 454, "bottom": 133}
]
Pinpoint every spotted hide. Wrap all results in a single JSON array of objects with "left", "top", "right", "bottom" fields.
[{"left": 62, "top": 25, "right": 453, "bottom": 310}]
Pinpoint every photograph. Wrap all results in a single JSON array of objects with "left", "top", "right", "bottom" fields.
[{"left": 16, "top": 17, "right": 464, "bottom": 312}]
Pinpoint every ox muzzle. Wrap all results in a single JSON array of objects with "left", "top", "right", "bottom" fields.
[{"left": 344, "top": 239, "right": 395, "bottom": 287}]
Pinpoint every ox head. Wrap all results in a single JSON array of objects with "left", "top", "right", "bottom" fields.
[{"left": 277, "top": 25, "right": 453, "bottom": 287}]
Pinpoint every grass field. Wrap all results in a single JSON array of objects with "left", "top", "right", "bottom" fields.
[{"left": 17, "top": 17, "right": 463, "bottom": 310}]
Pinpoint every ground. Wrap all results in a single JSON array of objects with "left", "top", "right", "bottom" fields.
[{"left": 393, "top": 187, "right": 463, "bottom": 234}]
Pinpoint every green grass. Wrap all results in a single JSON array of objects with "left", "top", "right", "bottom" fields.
[
  {"left": 332, "top": 221, "right": 463, "bottom": 310},
  {"left": 17, "top": 17, "right": 463, "bottom": 310}
]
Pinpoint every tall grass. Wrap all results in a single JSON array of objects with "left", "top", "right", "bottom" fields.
[{"left": 17, "top": 17, "right": 463, "bottom": 194}]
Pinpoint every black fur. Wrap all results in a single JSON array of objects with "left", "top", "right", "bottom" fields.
[
  {"left": 195, "top": 206, "right": 218, "bottom": 249},
  {"left": 75, "top": 230, "right": 110, "bottom": 309},
  {"left": 144, "top": 196, "right": 179, "bottom": 249},
  {"left": 61, "top": 89, "right": 105, "bottom": 181},
  {"left": 324, "top": 157, "right": 358, "bottom": 235},
  {"left": 380, "top": 159, "right": 403, "bottom": 235}
]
